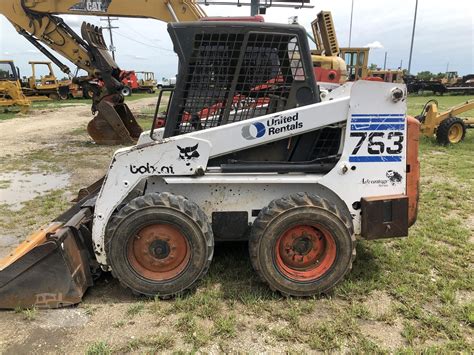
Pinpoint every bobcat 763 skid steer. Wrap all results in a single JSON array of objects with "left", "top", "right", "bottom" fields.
[{"left": 0, "top": 20, "right": 420, "bottom": 309}]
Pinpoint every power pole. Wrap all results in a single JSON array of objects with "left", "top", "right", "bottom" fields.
[
  {"left": 250, "top": 0, "right": 260, "bottom": 15},
  {"left": 100, "top": 17, "right": 119, "bottom": 60},
  {"left": 383, "top": 51, "right": 388, "bottom": 70},
  {"left": 348, "top": 0, "right": 355, "bottom": 47},
  {"left": 407, "top": 0, "right": 419, "bottom": 74}
]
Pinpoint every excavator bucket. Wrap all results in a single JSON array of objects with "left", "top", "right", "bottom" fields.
[
  {"left": 0, "top": 181, "right": 102, "bottom": 309},
  {"left": 81, "top": 23, "right": 143, "bottom": 145},
  {"left": 87, "top": 99, "right": 143, "bottom": 145}
]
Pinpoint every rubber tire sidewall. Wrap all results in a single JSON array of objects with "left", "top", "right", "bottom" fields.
[
  {"left": 108, "top": 206, "right": 210, "bottom": 297},
  {"left": 121, "top": 86, "right": 132, "bottom": 97},
  {"left": 436, "top": 117, "right": 466, "bottom": 145},
  {"left": 255, "top": 206, "right": 353, "bottom": 296}
]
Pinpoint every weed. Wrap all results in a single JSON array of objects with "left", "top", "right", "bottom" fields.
[
  {"left": 21, "top": 307, "right": 37, "bottom": 321},
  {"left": 126, "top": 302, "right": 145, "bottom": 317},
  {"left": 85, "top": 341, "right": 111, "bottom": 355},
  {"left": 214, "top": 314, "right": 237, "bottom": 338}
]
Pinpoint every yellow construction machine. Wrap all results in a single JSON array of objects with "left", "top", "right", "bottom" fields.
[
  {"left": 416, "top": 99, "right": 474, "bottom": 144},
  {"left": 0, "top": 59, "right": 31, "bottom": 112},
  {"left": 339, "top": 47, "right": 403, "bottom": 83},
  {"left": 310, "top": 11, "right": 347, "bottom": 86},
  {"left": 20, "top": 61, "right": 69, "bottom": 101},
  {"left": 0, "top": 0, "right": 205, "bottom": 145}
]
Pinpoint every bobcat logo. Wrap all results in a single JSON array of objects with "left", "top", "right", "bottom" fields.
[
  {"left": 386, "top": 170, "right": 402, "bottom": 185},
  {"left": 177, "top": 144, "right": 200, "bottom": 166}
]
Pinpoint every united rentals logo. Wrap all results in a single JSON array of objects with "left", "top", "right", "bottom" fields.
[
  {"left": 241, "top": 113, "right": 303, "bottom": 140},
  {"left": 241, "top": 122, "right": 266, "bottom": 140}
]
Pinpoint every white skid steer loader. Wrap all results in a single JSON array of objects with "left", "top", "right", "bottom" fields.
[{"left": 0, "top": 20, "right": 420, "bottom": 308}]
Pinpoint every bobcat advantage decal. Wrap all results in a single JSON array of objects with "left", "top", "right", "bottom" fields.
[
  {"left": 362, "top": 170, "right": 403, "bottom": 187},
  {"left": 69, "top": 0, "right": 112, "bottom": 12}
]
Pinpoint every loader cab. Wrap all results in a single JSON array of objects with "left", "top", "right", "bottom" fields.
[
  {"left": 154, "top": 22, "right": 343, "bottom": 172},
  {"left": 0, "top": 61, "right": 19, "bottom": 81},
  {"left": 28, "top": 61, "right": 59, "bottom": 90}
]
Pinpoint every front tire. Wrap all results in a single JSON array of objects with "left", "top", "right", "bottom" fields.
[
  {"left": 249, "top": 193, "right": 355, "bottom": 296},
  {"left": 105, "top": 192, "right": 214, "bottom": 298},
  {"left": 436, "top": 117, "right": 466, "bottom": 145}
]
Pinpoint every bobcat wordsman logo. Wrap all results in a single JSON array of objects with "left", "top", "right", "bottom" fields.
[
  {"left": 69, "top": 0, "right": 112, "bottom": 12},
  {"left": 177, "top": 144, "right": 200, "bottom": 166},
  {"left": 386, "top": 170, "right": 402, "bottom": 185}
]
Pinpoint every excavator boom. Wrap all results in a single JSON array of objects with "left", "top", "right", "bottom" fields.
[{"left": 0, "top": 0, "right": 206, "bottom": 144}]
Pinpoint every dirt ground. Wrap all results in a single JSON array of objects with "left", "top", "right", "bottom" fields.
[{"left": 0, "top": 97, "right": 472, "bottom": 354}]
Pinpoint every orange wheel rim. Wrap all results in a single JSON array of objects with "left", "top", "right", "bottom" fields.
[
  {"left": 275, "top": 225, "right": 336, "bottom": 281},
  {"left": 127, "top": 224, "right": 190, "bottom": 281}
]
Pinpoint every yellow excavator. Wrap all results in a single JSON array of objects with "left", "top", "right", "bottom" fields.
[{"left": 0, "top": 0, "right": 205, "bottom": 144}]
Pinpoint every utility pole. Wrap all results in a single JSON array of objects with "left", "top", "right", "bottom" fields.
[
  {"left": 400, "top": 59, "right": 403, "bottom": 70},
  {"left": 100, "top": 16, "right": 119, "bottom": 60},
  {"left": 348, "top": 0, "right": 355, "bottom": 47},
  {"left": 407, "top": 0, "right": 419, "bottom": 74},
  {"left": 250, "top": 0, "right": 260, "bottom": 16},
  {"left": 383, "top": 51, "right": 388, "bottom": 70}
]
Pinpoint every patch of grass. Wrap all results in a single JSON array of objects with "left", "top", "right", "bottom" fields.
[
  {"left": 213, "top": 314, "right": 237, "bottom": 338},
  {"left": 126, "top": 302, "right": 145, "bottom": 317},
  {"left": 112, "top": 320, "right": 125, "bottom": 328},
  {"left": 121, "top": 334, "right": 175, "bottom": 352},
  {"left": 86, "top": 341, "right": 112, "bottom": 355},
  {"left": 0, "top": 112, "right": 18, "bottom": 121},
  {"left": 15, "top": 307, "right": 37, "bottom": 321},
  {"left": 0, "top": 179, "right": 11, "bottom": 189},
  {"left": 176, "top": 313, "right": 211, "bottom": 349}
]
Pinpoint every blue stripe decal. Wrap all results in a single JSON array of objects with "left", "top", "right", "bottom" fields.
[
  {"left": 351, "top": 114, "right": 405, "bottom": 117},
  {"left": 351, "top": 124, "right": 405, "bottom": 131},
  {"left": 351, "top": 118, "right": 405, "bottom": 123},
  {"left": 349, "top": 156, "right": 402, "bottom": 162}
]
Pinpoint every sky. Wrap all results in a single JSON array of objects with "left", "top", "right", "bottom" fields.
[{"left": 0, "top": 0, "right": 472, "bottom": 80}]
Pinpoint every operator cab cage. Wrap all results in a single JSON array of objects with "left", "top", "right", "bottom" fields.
[
  {"left": 0, "top": 61, "right": 18, "bottom": 81},
  {"left": 160, "top": 21, "right": 320, "bottom": 139}
]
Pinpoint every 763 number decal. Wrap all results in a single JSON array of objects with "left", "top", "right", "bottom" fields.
[{"left": 350, "top": 131, "right": 404, "bottom": 155}]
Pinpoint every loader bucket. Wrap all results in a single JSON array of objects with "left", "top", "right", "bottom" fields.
[
  {"left": 87, "top": 99, "right": 143, "bottom": 145},
  {"left": 0, "top": 178, "right": 104, "bottom": 309}
]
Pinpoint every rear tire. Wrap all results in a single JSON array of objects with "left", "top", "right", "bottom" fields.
[
  {"left": 249, "top": 192, "right": 355, "bottom": 296},
  {"left": 436, "top": 117, "right": 466, "bottom": 145},
  {"left": 105, "top": 192, "right": 214, "bottom": 298}
]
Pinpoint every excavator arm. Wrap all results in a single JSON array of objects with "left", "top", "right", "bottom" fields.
[
  {"left": 0, "top": 0, "right": 206, "bottom": 144},
  {"left": 0, "top": 0, "right": 205, "bottom": 75}
]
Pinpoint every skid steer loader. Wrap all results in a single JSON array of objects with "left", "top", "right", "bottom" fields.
[{"left": 0, "top": 21, "right": 420, "bottom": 309}]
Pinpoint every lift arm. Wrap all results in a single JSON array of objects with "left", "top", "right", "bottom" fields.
[{"left": 0, "top": 0, "right": 206, "bottom": 76}]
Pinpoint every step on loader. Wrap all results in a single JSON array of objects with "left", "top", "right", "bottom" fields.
[{"left": 0, "top": 21, "right": 420, "bottom": 309}]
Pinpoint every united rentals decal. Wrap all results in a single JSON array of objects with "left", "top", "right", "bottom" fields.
[
  {"left": 241, "top": 113, "right": 303, "bottom": 140},
  {"left": 69, "top": 0, "right": 112, "bottom": 12}
]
